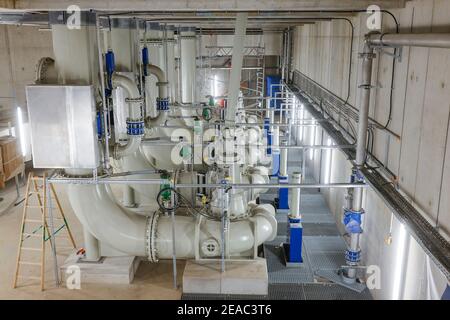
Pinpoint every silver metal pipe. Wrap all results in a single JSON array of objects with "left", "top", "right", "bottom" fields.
[
  {"left": 367, "top": 33, "right": 450, "bottom": 49},
  {"left": 347, "top": 41, "right": 375, "bottom": 280},
  {"left": 48, "top": 176, "right": 366, "bottom": 189},
  {"left": 353, "top": 42, "right": 374, "bottom": 208}
]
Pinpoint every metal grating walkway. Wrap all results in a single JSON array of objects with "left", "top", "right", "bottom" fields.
[
  {"left": 182, "top": 151, "right": 372, "bottom": 300},
  {"left": 182, "top": 182, "right": 372, "bottom": 300}
]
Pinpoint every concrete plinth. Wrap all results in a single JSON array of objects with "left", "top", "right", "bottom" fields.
[
  {"left": 182, "top": 258, "right": 268, "bottom": 295},
  {"left": 60, "top": 253, "right": 140, "bottom": 285}
]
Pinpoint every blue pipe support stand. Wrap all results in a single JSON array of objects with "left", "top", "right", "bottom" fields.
[
  {"left": 271, "top": 149, "right": 280, "bottom": 176},
  {"left": 278, "top": 175, "right": 289, "bottom": 209},
  {"left": 287, "top": 216, "right": 303, "bottom": 263}
]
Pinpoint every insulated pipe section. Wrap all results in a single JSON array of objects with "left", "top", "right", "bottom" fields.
[
  {"left": 180, "top": 27, "right": 197, "bottom": 104},
  {"left": 67, "top": 184, "right": 277, "bottom": 260},
  {"left": 111, "top": 74, "right": 144, "bottom": 159},
  {"left": 367, "top": 33, "right": 450, "bottom": 49}
]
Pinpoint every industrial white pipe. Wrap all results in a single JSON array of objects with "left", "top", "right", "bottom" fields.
[
  {"left": 148, "top": 64, "right": 168, "bottom": 99},
  {"left": 111, "top": 74, "right": 143, "bottom": 159},
  {"left": 225, "top": 12, "right": 248, "bottom": 125},
  {"left": 180, "top": 27, "right": 197, "bottom": 104},
  {"left": 67, "top": 184, "right": 277, "bottom": 259},
  {"left": 280, "top": 140, "right": 288, "bottom": 177}
]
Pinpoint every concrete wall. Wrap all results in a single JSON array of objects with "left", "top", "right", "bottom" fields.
[
  {"left": 0, "top": 25, "right": 53, "bottom": 160},
  {"left": 292, "top": 0, "right": 449, "bottom": 299}
]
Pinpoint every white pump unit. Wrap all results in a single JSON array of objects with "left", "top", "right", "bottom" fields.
[{"left": 26, "top": 12, "right": 277, "bottom": 264}]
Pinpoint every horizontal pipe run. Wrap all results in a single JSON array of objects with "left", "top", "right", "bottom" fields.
[
  {"left": 48, "top": 176, "right": 366, "bottom": 189},
  {"left": 140, "top": 140, "right": 354, "bottom": 149},
  {"left": 367, "top": 33, "right": 450, "bottom": 49}
]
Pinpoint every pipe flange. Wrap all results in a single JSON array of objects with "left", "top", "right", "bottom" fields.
[
  {"left": 146, "top": 211, "right": 160, "bottom": 262},
  {"left": 126, "top": 119, "right": 145, "bottom": 136}
]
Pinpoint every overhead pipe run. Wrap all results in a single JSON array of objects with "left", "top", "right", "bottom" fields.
[{"left": 367, "top": 32, "right": 450, "bottom": 49}]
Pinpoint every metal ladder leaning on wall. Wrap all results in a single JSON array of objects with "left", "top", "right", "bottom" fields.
[{"left": 12, "top": 172, "right": 77, "bottom": 291}]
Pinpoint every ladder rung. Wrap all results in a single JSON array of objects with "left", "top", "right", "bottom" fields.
[
  {"left": 58, "top": 246, "right": 75, "bottom": 250},
  {"left": 24, "top": 219, "right": 43, "bottom": 223},
  {"left": 23, "top": 233, "right": 42, "bottom": 238},
  {"left": 19, "top": 261, "right": 41, "bottom": 266},
  {"left": 26, "top": 205, "right": 44, "bottom": 209},
  {"left": 21, "top": 247, "right": 43, "bottom": 251},
  {"left": 18, "top": 275, "right": 40, "bottom": 280}
]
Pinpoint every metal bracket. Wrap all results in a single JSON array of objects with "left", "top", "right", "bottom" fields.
[{"left": 374, "top": 46, "right": 403, "bottom": 62}]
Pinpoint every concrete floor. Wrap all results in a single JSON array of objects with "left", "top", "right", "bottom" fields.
[{"left": 0, "top": 169, "right": 183, "bottom": 300}]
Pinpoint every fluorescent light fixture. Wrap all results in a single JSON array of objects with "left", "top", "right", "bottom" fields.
[
  {"left": 17, "top": 107, "right": 26, "bottom": 156},
  {"left": 323, "top": 138, "right": 332, "bottom": 184},
  {"left": 299, "top": 105, "right": 304, "bottom": 142},
  {"left": 392, "top": 222, "right": 408, "bottom": 300},
  {"left": 309, "top": 119, "right": 315, "bottom": 161}
]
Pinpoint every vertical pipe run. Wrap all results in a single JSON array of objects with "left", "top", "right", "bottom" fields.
[
  {"left": 180, "top": 27, "right": 197, "bottom": 104},
  {"left": 346, "top": 41, "right": 374, "bottom": 280},
  {"left": 225, "top": 12, "right": 248, "bottom": 125},
  {"left": 291, "top": 172, "right": 302, "bottom": 218},
  {"left": 280, "top": 140, "right": 288, "bottom": 177}
]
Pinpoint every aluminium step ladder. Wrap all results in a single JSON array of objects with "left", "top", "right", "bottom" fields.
[{"left": 12, "top": 172, "right": 77, "bottom": 291}]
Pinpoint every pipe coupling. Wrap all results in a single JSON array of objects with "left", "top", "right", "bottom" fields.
[
  {"left": 157, "top": 97, "right": 170, "bottom": 111},
  {"left": 126, "top": 118, "right": 145, "bottom": 136},
  {"left": 345, "top": 248, "right": 361, "bottom": 265},
  {"left": 146, "top": 211, "right": 160, "bottom": 262}
]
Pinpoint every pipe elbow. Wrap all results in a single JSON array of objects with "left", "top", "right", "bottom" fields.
[
  {"left": 112, "top": 73, "right": 140, "bottom": 98},
  {"left": 113, "top": 136, "right": 142, "bottom": 159},
  {"left": 148, "top": 64, "right": 166, "bottom": 83}
]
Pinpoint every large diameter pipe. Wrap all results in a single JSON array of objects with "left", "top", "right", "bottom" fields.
[
  {"left": 180, "top": 28, "right": 197, "bottom": 104},
  {"left": 67, "top": 184, "right": 277, "bottom": 260},
  {"left": 225, "top": 12, "right": 248, "bottom": 125},
  {"left": 367, "top": 33, "right": 450, "bottom": 49}
]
